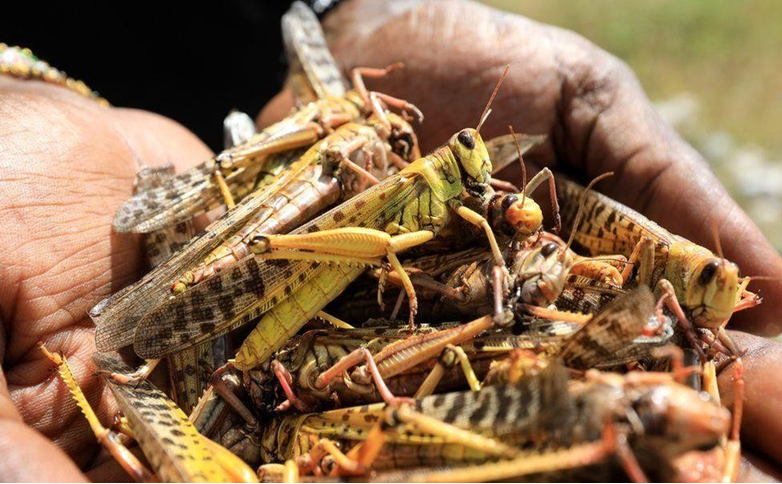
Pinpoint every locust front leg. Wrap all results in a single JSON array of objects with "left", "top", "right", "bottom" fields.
[
  {"left": 313, "top": 348, "right": 415, "bottom": 407},
  {"left": 251, "top": 227, "right": 434, "bottom": 327},
  {"left": 40, "top": 345, "right": 156, "bottom": 483},
  {"left": 524, "top": 167, "right": 562, "bottom": 234},
  {"left": 414, "top": 344, "right": 482, "bottom": 398},
  {"left": 212, "top": 122, "right": 326, "bottom": 208},
  {"left": 453, "top": 203, "right": 511, "bottom": 324},
  {"left": 702, "top": 357, "right": 744, "bottom": 483},
  {"left": 100, "top": 358, "right": 161, "bottom": 385}
]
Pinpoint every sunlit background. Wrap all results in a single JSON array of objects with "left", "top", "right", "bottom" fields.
[{"left": 484, "top": 0, "right": 782, "bottom": 251}]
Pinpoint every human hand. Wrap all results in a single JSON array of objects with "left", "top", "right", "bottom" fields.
[
  {"left": 260, "top": 0, "right": 782, "bottom": 477},
  {"left": 0, "top": 77, "right": 211, "bottom": 481}
]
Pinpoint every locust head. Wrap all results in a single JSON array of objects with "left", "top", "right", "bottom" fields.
[
  {"left": 449, "top": 128, "right": 492, "bottom": 192},
  {"left": 486, "top": 192, "right": 543, "bottom": 241},
  {"left": 673, "top": 242, "right": 740, "bottom": 328},
  {"left": 512, "top": 241, "right": 573, "bottom": 306}
]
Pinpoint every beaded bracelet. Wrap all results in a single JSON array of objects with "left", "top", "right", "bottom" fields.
[{"left": 0, "top": 43, "right": 108, "bottom": 106}]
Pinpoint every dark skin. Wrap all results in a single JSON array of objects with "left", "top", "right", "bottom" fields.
[{"left": 1, "top": 0, "right": 780, "bottom": 480}]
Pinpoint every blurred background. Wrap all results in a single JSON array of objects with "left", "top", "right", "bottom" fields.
[{"left": 485, "top": 0, "right": 782, "bottom": 252}]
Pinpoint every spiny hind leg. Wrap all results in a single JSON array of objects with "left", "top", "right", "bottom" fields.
[
  {"left": 39, "top": 345, "right": 155, "bottom": 483},
  {"left": 344, "top": 404, "right": 519, "bottom": 473}
]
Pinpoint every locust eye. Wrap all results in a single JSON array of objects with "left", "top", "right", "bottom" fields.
[
  {"left": 698, "top": 260, "right": 721, "bottom": 285},
  {"left": 457, "top": 130, "right": 475, "bottom": 149},
  {"left": 541, "top": 243, "right": 558, "bottom": 257}
]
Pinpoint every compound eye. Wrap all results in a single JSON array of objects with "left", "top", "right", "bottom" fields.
[
  {"left": 457, "top": 130, "right": 475, "bottom": 149},
  {"left": 698, "top": 260, "right": 721, "bottom": 285},
  {"left": 541, "top": 242, "right": 558, "bottom": 257}
]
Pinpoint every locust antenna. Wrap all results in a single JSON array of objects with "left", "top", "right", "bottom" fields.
[
  {"left": 477, "top": 65, "right": 510, "bottom": 134},
  {"left": 509, "top": 125, "right": 527, "bottom": 208},
  {"left": 711, "top": 218, "right": 725, "bottom": 260},
  {"left": 564, "top": 172, "right": 614, "bottom": 256}
]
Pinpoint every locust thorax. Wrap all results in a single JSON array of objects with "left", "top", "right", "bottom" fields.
[
  {"left": 668, "top": 242, "right": 740, "bottom": 328},
  {"left": 512, "top": 241, "right": 574, "bottom": 306},
  {"left": 448, "top": 128, "right": 492, "bottom": 192},
  {"left": 487, "top": 192, "right": 544, "bottom": 240},
  {"left": 630, "top": 383, "right": 730, "bottom": 458}
]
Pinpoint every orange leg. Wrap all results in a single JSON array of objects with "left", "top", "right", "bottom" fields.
[
  {"left": 271, "top": 360, "right": 307, "bottom": 412},
  {"left": 314, "top": 348, "right": 414, "bottom": 407},
  {"left": 208, "top": 364, "right": 258, "bottom": 427}
]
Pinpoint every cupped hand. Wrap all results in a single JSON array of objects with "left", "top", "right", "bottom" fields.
[
  {"left": 260, "top": 0, "right": 782, "bottom": 476},
  {"left": 0, "top": 77, "right": 211, "bottom": 481},
  {"left": 2, "top": 0, "right": 781, "bottom": 481}
]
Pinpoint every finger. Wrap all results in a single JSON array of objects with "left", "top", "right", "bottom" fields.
[
  {"left": 0, "top": 78, "right": 212, "bottom": 464},
  {"left": 323, "top": 0, "right": 782, "bottom": 335},
  {"left": 718, "top": 331, "right": 782, "bottom": 467},
  {"left": 0, "top": 360, "right": 87, "bottom": 481}
]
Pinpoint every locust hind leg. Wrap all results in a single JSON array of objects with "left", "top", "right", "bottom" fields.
[
  {"left": 343, "top": 403, "right": 520, "bottom": 474},
  {"left": 251, "top": 227, "right": 435, "bottom": 327},
  {"left": 39, "top": 345, "right": 156, "bottom": 483}
]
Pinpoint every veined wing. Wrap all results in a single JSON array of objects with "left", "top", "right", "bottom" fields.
[
  {"left": 486, "top": 133, "right": 547, "bottom": 175},
  {"left": 134, "top": 171, "right": 425, "bottom": 359},
  {"left": 556, "top": 177, "right": 677, "bottom": 257},
  {"left": 113, "top": 107, "right": 322, "bottom": 233},
  {"left": 283, "top": 1, "right": 347, "bottom": 104},
  {"left": 555, "top": 286, "right": 653, "bottom": 369},
  {"left": 555, "top": 275, "right": 627, "bottom": 314},
  {"left": 93, "top": 353, "right": 244, "bottom": 483},
  {"left": 94, "top": 149, "right": 305, "bottom": 351}
]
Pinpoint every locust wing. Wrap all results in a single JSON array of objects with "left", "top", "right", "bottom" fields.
[
  {"left": 133, "top": 172, "right": 423, "bottom": 359},
  {"left": 486, "top": 133, "right": 547, "bottom": 175},
  {"left": 557, "top": 177, "right": 677, "bottom": 257},
  {"left": 283, "top": 1, "right": 347, "bottom": 104},
  {"left": 417, "top": 361, "right": 573, "bottom": 440},
  {"left": 93, "top": 150, "right": 303, "bottom": 351},
  {"left": 113, "top": 107, "right": 324, "bottom": 234},
  {"left": 93, "top": 353, "right": 247, "bottom": 482},
  {"left": 555, "top": 275, "right": 627, "bottom": 315},
  {"left": 556, "top": 286, "right": 654, "bottom": 369}
]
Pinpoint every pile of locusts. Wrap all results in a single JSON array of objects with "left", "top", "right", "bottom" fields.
[{"left": 40, "top": 3, "right": 762, "bottom": 483}]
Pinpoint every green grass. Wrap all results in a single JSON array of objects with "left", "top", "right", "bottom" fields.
[{"left": 483, "top": 0, "right": 782, "bottom": 155}]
